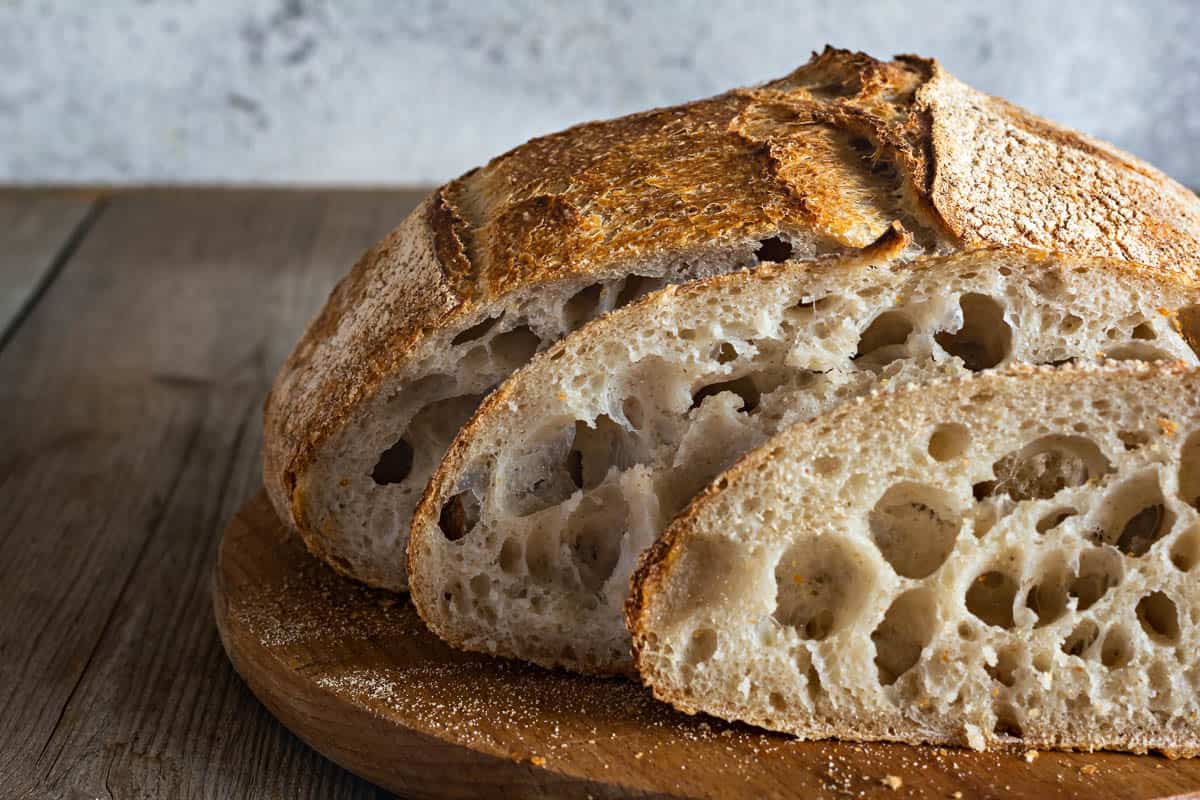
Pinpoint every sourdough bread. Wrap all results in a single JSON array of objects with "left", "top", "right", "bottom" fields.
[
  {"left": 629, "top": 364, "right": 1200, "bottom": 756},
  {"left": 264, "top": 46, "right": 1200, "bottom": 591},
  {"left": 407, "top": 247, "right": 1200, "bottom": 673}
]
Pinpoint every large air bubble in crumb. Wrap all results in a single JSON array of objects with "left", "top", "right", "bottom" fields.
[
  {"left": 872, "top": 588, "right": 937, "bottom": 686},
  {"left": 934, "top": 293, "right": 1011, "bottom": 371},
  {"left": 773, "top": 536, "right": 873, "bottom": 641},
  {"left": 1180, "top": 430, "right": 1200, "bottom": 510},
  {"left": 868, "top": 483, "right": 961, "bottom": 579},
  {"left": 565, "top": 485, "right": 627, "bottom": 592},
  {"left": 1092, "top": 473, "right": 1175, "bottom": 557},
  {"left": 976, "top": 435, "right": 1111, "bottom": 502}
]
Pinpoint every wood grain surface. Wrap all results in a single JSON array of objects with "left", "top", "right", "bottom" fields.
[
  {"left": 216, "top": 490, "right": 1200, "bottom": 800},
  {"left": 0, "top": 189, "right": 426, "bottom": 799},
  {"left": 0, "top": 190, "right": 101, "bottom": 347}
]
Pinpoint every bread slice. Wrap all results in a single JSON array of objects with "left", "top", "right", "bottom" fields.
[
  {"left": 263, "top": 46, "right": 1200, "bottom": 592},
  {"left": 629, "top": 364, "right": 1200, "bottom": 756},
  {"left": 407, "top": 245, "right": 1200, "bottom": 674}
]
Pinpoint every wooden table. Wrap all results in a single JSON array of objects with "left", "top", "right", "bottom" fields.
[{"left": 0, "top": 188, "right": 423, "bottom": 799}]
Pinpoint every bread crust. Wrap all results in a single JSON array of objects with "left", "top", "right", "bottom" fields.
[{"left": 264, "top": 45, "right": 1200, "bottom": 586}]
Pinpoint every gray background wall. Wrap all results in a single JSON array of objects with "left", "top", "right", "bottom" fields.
[{"left": 4, "top": 0, "right": 1198, "bottom": 186}]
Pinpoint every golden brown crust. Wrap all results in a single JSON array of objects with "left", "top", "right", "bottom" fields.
[{"left": 264, "top": 45, "right": 1200, "bottom": 582}]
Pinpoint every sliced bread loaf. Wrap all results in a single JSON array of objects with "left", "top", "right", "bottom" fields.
[
  {"left": 264, "top": 46, "right": 1200, "bottom": 592},
  {"left": 628, "top": 363, "right": 1200, "bottom": 756},
  {"left": 407, "top": 246, "right": 1200, "bottom": 673}
]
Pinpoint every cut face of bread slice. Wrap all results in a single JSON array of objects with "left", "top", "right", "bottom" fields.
[
  {"left": 408, "top": 247, "right": 1200, "bottom": 674},
  {"left": 629, "top": 364, "right": 1200, "bottom": 756},
  {"left": 265, "top": 45, "right": 1200, "bottom": 593}
]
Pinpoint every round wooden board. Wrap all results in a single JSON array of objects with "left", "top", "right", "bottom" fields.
[{"left": 214, "top": 491, "right": 1200, "bottom": 800}]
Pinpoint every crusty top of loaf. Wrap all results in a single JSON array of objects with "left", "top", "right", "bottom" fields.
[{"left": 263, "top": 46, "right": 1200, "bottom": 531}]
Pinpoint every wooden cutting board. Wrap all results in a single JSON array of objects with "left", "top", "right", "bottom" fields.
[{"left": 213, "top": 491, "right": 1200, "bottom": 799}]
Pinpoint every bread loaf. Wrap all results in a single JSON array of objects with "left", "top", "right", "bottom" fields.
[
  {"left": 629, "top": 364, "right": 1200, "bottom": 756},
  {"left": 407, "top": 246, "right": 1200, "bottom": 673},
  {"left": 264, "top": 46, "right": 1200, "bottom": 592}
]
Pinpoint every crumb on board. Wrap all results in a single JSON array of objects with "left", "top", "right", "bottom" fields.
[
  {"left": 882, "top": 774, "right": 903, "bottom": 790},
  {"left": 1024, "top": 749, "right": 1039, "bottom": 763},
  {"left": 1080, "top": 764, "right": 1099, "bottom": 775}
]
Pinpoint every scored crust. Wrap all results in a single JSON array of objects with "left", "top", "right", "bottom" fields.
[{"left": 263, "top": 45, "right": 1200, "bottom": 591}]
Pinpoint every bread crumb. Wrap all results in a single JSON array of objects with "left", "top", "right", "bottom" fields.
[
  {"left": 1158, "top": 417, "right": 1179, "bottom": 436},
  {"left": 882, "top": 775, "right": 903, "bottom": 790},
  {"left": 1080, "top": 764, "right": 1098, "bottom": 775},
  {"left": 635, "top": 752, "right": 644, "bottom": 759},
  {"left": 953, "top": 792, "right": 963, "bottom": 799},
  {"left": 530, "top": 756, "right": 546, "bottom": 767},
  {"left": 1024, "top": 749, "right": 1039, "bottom": 763}
]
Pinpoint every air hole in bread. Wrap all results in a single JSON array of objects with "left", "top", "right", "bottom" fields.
[
  {"left": 525, "top": 527, "right": 560, "bottom": 584},
  {"left": 1101, "top": 625, "right": 1133, "bottom": 669},
  {"left": 1093, "top": 473, "right": 1174, "bottom": 556},
  {"left": 773, "top": 536, "right": 871, "bottom": 641},
  {"left": 438, "top": 491, "right": 480, "bottom": 541},
  {"left": 980, "top": 435, "right": 1111, "bottom": 502},
  {"left": 571, "top": 414, "right": 644, "bottom": 489},
  {"left": 868, "top": 483, "right": 960, "bottom": 579},
  {"left": 1036, "top": 507, "right": 1077, "bottom": 533},
  {"left": 1180, "top": 430, "right": 1200, "bottom": 509},
  {"left": 1070, "top": 548, "right": 1123, "bottom": 611},
  {"left": 854, "top": 310, "right": 913, "bottom": 371},
  {"left": 452, "top": 313, "right": 503, "bottom": 345},
  {"left": 927, "top": 423, "right": 970, "bottom": 462},
  {"left": 1027, "top": 555, "right": 1071, "bottom": 628},
  {"left": 994, "top": 706, "right": 1024, "bottom": 739},
  {"left": 566, "top": 486, "right": 626, "bottom": 592},
  {"left": 1170, "top": 524, "right": 1200, "bottom": 571},
  {"left": 371, "top": 437, "right": 414, "bottom": 485},
  {"left": 564, "top": 284, "right": 604, "bottom": 330},
  {"left": 1062, "top": 619, "right": 1099, "bottom": 657},
  {"left": 1061, "top": 313, "right": 1083, "bottom": 334},
  {"left": 690, "top": 375, "right": 761, "bottom": 414},
  {"left": 499, "top": 537, "right": 522, "bottom": 574},
  {"left": 986, "top": 645, "right": 1021, "bottom": 687},
  {"left": 1132, "top": 321, "right": 1157, "bottom": 340},
  {"left": 966, "top": 570, "right": 1018, "bottom": 629},
  {"left": 1103, "top": 342, "right": 1173, "bottom": 362},
  {"left": 768, "top": 691, "right": 788, "bottom": 711},
  {"left": 685, "top": 628, "right": 718, "bottom": 666},
  {"left": 715, "top": 342, "right": 739, "bottom": 364},
  {"left": 755, "top": 236, "right": 793, "bottom": 264},
  {"left": 470, "top": 573, "right": 491, "bottom": 598},
  {"left": 1137, "top": 591, "right": 1181, "bottom": 643},
  {"left": 490, "top": 325, "right": 542, "bottom": 368},
  {"left": 872, "top": 588, "right": 937, "bottom": 686},
  {"left": 934, "top": 293, "right": 1011, "bottom": 371},
  {"left": 1178, "top": 304, "right": 1200, "bottom": 359},
  {"left": 1118, "top": 430, "right": 1150, "bottom": 451},
  {"left": 615, "top": 274, "right": 666, "bottom": 309}
]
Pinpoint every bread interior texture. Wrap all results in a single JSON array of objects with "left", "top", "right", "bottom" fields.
[
  {"left": 633, "top": 367, "right": 1200, "bottom": 754},
  {"left": 304, "top": 235, "right": 843, "bottom": 588},
  {"left": 413, "top": 251, "right": 1200, "bottom": 672}
]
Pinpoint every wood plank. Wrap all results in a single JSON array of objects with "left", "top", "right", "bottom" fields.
[
  {"left": 0, "top": 190, "right": 102, "bottom": 348},
  {"left": 0, "top": 189, "right": 426, "bottom": 799},
  {"left": 215, "top": 491, "right": 1200, "bottom": 800}
]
